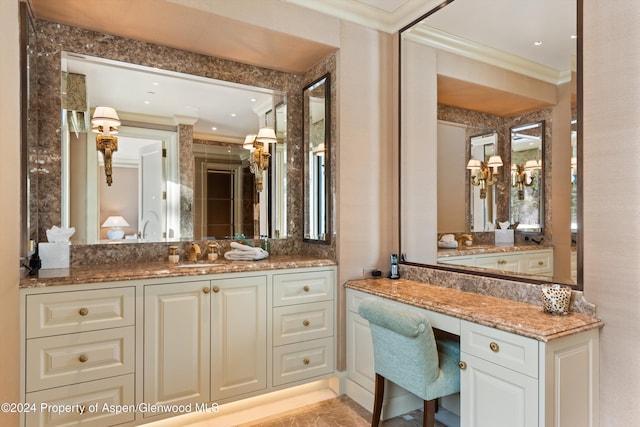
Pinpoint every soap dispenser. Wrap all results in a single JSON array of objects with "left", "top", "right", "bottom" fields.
[{"left": 168, "top": 245, "right": 179, "bottom": 264}]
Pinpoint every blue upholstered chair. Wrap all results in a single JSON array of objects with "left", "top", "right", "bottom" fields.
[{"left": 358, "top": 298, "right": 460, "bottom": 427}]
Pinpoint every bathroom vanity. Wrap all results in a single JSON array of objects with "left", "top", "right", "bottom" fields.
[
  {"left": 345, "top": 278, "right": 602, "bottom": 427},
  {"left": 19, "top": 258, "right": 336, "bottom": 427},
  {"left": 437, "top": 246, "right": 554, "bottom": 277}
]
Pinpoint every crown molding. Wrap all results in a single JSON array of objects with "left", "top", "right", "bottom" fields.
[
  {"left": 405, "top": 25, "right": 565, "bottom": 85},
  {"left": 282, "top": 0, "right": 444, "bottom": 33}
]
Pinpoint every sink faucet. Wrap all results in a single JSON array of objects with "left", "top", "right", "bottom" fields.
[
  {"left": 457, "top": 233, "right": 473, "bottom": 247},
  {"left": 188, "top": 243, "right": 202, "bottom": 262}
]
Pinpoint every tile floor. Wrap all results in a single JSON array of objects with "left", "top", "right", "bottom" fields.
[{"left": 239, "top": 396, "right": 449, "bottom": 427}]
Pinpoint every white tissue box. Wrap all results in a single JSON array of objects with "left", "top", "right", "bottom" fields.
[
  {"left": 39, "top": 242, "right": 70, "bottom": 269},
  {"left": 495, "top": 229, "right": 514, "bottom": 244}
]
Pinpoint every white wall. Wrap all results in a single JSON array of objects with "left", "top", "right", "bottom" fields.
[
  {"left": 583, "top": 2, "right": 640, "bottom": 425},
  {"left": 0, "top": 0, "right": 22, "bottom": 425},
  {"left": 336, "top": 21, "right": 395, "bottom": 368}
]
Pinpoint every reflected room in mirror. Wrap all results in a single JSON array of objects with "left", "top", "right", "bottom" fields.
[
  {"left": 400, "top": 0, "right": 578, "bottom": 287},
  {"left": 60, "top": 52, "right": 287, "bottom": 245},
  {"left": 303, "top": 74, "right": 331, "bottom": 244}
]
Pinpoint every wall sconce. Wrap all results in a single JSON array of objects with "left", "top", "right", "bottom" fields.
[
  {"left": 467, "top": 155, "right": 503, "bottom": 199},
  {"left": 244, "top": 127, "right": 277, "bottom": 192},
  {"left": 91, "top": 106, "right": 121, "bottom": 186},
  {"left": 101, "top": 215, "right": 129, "bottom": 240},
  {"left": 511, "top": 160, "right": 541, "bottom": 200}
]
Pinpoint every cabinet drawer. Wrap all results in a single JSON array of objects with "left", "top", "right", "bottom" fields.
[
  {"left": 524, "top": 250, "right": 553, "bottom": 275},
  {"left": 26, "top": 327, "right": 135, "bottom": 392},
  {"left": 26, "top": 287, "right": 135, "bottom": 338},
  {"left": 273, "top": 301, "right": 333, "bottom": 346},
  {"left": 273, "top": 337, "right": 334, "bottom": 386},
  {"left": 25, "top": 374, "right": 135, "bottom": 427},
  {"left": 475, "top": 253, "right": 522, "bottom": 273},
  {"left": 273, "top": 270, "right": 335, "bottom": 307},
  {"left": 461, "top": 321, "right": 538, "bottom": 378}
]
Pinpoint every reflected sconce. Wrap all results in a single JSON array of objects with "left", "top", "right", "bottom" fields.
[
  {"left": 467, "top": 155, "right": 503, "bottom": 199},
  {"left": 244, "top": 127, "right": 277, "bottom": 192},
  {"left": 91, "top": 106, "right": 121, "bottom": 186},
  {"left": 511, "top": 160, "right": 541, "bottom": 200},
  {"left": 571, "top": 156, "right": 577, "bottom": 183},
  {"left": 102, "top": 215, "right": 129, "bottom": 240}
]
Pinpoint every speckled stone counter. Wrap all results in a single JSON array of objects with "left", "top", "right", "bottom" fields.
[
  {"left": 345, "top": 278, "right": 603, "bottom": 342},
  {"left": 437, "top": 243, "right": 553, "bottom": 257},
  {"left": 20, "top": 256, "right": 336, "bottom": 288}
]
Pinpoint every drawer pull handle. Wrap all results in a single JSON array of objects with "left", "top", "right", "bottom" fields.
[
  {"left": 489, "top": 342, "right": 500, "bottom": 352},
  {"left": 458, "top": 361, "right": 467, "bottom": 370},
  {"left": 212, "top": 286, "right": 220, "bottom": 293},
  {"left": 303, "top": 358, "right": 310, "bottom": 365},
  {"left": 303, "top": 285, "right": 310, "bottom": 292},
  {"left": 203, "top": 287, "right": 210, "bottom": 294},
  {"left": 498, "top": 259, "right": 507, "bottom": 265},
  {"left": 303, "top": 320, "right": 310, "bottom": 327},
  {"left": 538, "top": 261, "right": 544, "bottom": 266},
  {"left": 78, "top": 308, "right": 89, "bottom": 316},
  {"left": 78, "top": 354, "right": 89, "bottom": 363}
]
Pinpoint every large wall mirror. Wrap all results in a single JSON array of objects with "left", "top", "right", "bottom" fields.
[
  {"left": 60, "top": 52, "right": 287, "bottom": 245},
  {"left": 400, "top": 0, "right": 580, "bottom": 288},
  {"left": 303, "top": 74, "right": 331, "bottom": 243}
]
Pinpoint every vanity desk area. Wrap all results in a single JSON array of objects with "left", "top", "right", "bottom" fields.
[
  {"left": 19, "top": 257, "right": 337, "bottom": 427},
  {"left": 345, "top": 278, "right": 602, "bottom": 427}
]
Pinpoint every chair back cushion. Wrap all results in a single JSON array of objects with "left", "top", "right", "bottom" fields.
[{"left": 358, "top": 298, "right": 440, "bottom": 394}]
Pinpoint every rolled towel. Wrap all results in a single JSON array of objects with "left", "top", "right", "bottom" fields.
[{"left": 230, "top": 241, "right": 257, "bottom": 252}]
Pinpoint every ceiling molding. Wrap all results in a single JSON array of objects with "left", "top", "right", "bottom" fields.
[
  {"left": 405, "top": 26, "right": 563, "bottom": 85},
  {"left": 282, "top": 0, "right": 444, "bottom": 33}
]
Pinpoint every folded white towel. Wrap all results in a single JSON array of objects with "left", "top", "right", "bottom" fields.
[
  {"left": 224, "top": 242, "right": 269, "bottom": 261},
  {"left": 440, "top": 234, "right": 456, "bottom": 242}
]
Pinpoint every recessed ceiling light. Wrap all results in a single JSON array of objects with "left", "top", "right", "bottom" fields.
[
  {"left": 211, "top": 127, "right": 217, "bottom": 131},
  {"left": 144, "top": 101, "right": 150, "bottom": 104},
  {"left": 534, "top": 41, "right": 543, "bottom": 46},
  {"left": 152, "top": 82, "right": 160, "bottom": 86},
  {"left": 230, "top": 113, "right": 237, "bottom": 117},
  {"left": 250, "top": 98, "right": 257, "bottom": 102}
]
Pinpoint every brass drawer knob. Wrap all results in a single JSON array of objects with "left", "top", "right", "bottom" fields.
[
  {"left": 498, "top": 259, "right": 507, "bottom": 265},
  {"left": 303, "top": 285, "right": 310, "bottom": 292},
  {"left": 78, "top": 354, "right": 89, "bottom": 363},
  {"left": 303, "top": 358, "right": 310, "bottom": 365},
  {"left": 538, "top": 261, "right": 544, "bottom": 266},
  {"left": 303, "top": 320, "right": 310, "bottom": 327},
  {"left": 78, "top": 308, "right": 89, "bottom": 316},
  {"left": 212, "top": 286, "right": 220, "bottom": 293},
  {"left": 203, "top": 287, "right": 210, "bottom": 294},
  {"left": 489, "top": 342, "right": 500, "bottom": 352},
  {"left": 458, "top": 361, "right": 467, "bottom": 370}
]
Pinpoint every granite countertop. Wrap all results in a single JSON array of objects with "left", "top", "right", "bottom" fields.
[
  {"left": 345, "top": 278, "right": 603, "bottom": 342},
  {"left": 437, "top": 243, "right": 553, "bottom": 257},
  {"left": 20, "top": 256, "right": 336, "bottom": 288}
]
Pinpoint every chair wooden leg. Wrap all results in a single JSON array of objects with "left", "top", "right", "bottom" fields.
[
  {"left": 423, "top": 399, "right": 436, "bottom": 427},
  {"left": 372, "top": 373, "right": 385, "bottom": 427}
]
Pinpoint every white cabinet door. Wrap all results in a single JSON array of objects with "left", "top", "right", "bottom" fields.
[
  {"left": 346, "top": 310, "right": 376, "bottom": 392},
  {"left": 460, "top": 352, "right": 538, "bottom": 427},
  {"left": 144, "top": 280, "right": 211, "bottom": 416},
  {"left": 211, "top": 275, "right": 267, "bottom": 400}
]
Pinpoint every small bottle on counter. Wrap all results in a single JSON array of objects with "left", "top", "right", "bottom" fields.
[
  {"left": 261, "top": 235, "right": 270, "bottom": 253},
  {"left": 168, "top": 245, "right": 179, "bottom": 264}
]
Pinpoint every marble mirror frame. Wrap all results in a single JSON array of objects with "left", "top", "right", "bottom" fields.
[{"left": 398, "top": 0, "right": 583, "bottom": 290}]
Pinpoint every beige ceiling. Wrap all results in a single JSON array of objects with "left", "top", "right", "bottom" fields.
[{"left": 29, "top": 0, "right": 338, "bottom": 74}]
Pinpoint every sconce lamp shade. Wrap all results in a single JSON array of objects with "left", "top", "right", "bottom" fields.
[
  {"left": 243, "top": 134, "right": 257, "bottom": 150},
  {"left": 313, "top": 142, "right": 326, "bottom": 156},
  {"left": 466, "top": 159, "right": 482, "bottom": 170},
  {"left": 101, "top": 215, "right": 129, "bottom": 240},
  {"left": 92, "top": 106, "right": 121, "bottom": 128},
  {"left": 256, "top": 127, "right": 277, "bottom": 144},
  {"left": 487, "top": 156, "right": 503, "bottom": 168},
  {"left": 524, "top": 159, "right": 542, "bottom": 170}
]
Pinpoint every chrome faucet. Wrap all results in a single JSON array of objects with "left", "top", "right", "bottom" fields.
[{"left": 188, "top": 243, "right": 202, "bottom": 262}]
